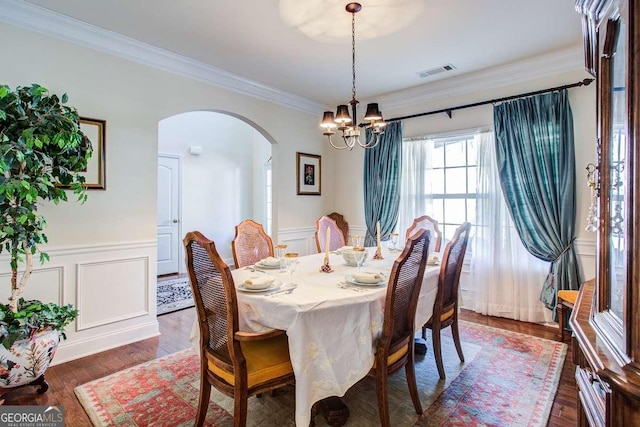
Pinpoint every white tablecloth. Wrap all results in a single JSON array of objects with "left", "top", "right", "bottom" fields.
[{"left": 189, "top": 247, "right": 440, "bottom": 426}]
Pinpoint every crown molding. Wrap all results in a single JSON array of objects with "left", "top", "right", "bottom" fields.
[
  {"left": 370, "top": 45, "right": 587, "bottom": 112},
  {"left": 0, "top": 0, "right": 325, "bottom": 116},
  {"left": 1, "top": 0, "right": 587, "bottom": 116}
]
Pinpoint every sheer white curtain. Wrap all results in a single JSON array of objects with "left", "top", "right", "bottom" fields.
[
  {"left": 397, "top": 138, "right": 434, "bottom": 241},
  {"left": 472, "top": 131, "right": 553, "bottom": 323}
]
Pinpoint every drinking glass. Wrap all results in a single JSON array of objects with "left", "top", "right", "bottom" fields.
[
  {"left": 284, "top": 252, "right": 298, "bottom": 286},
  {"left": 389, "top": 233, "right": 399, "bottom": 252},
  {"left": 275, "top": 244, "right": 288, "bottom": 272},
  {"left": 352, "top": 247, "right": 366, "bottom": 273},
  {"left": 350, "top": 234, "right": 363, "bottom": 248}
]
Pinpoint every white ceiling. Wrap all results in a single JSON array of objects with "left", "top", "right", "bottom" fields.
[{"left": 20, "top": 0, "right": 584, "bottom": 108}]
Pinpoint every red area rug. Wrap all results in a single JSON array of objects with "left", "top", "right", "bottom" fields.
[{"left": 75, "top": 321, "right": 566, "bottom": 426}]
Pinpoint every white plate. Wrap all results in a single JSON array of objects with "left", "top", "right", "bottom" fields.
[
  {"left": 237, "top": 280, "right": 282, "bottom": 293},
  {"left": 345, "top": 275, "right": 386, "bottom": 287},
  {"left": 255, "top": 261, "right": 281, "bottom": 269}
]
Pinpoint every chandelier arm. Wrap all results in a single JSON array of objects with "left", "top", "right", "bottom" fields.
[
  {"left": 341, "top": 133, "right": 357, "bottom": 150},
  {"left": 327, "top": 134, "right": 353, "bottom": 150},
  {"left": 358, "top": 132, "right": 381, "bottom": 149}
]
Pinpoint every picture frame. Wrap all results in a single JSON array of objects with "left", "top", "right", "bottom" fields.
[
  {"left": 78, "top": 117, "right": 106, "bottom": 190},
  {"left": 296, "top": 152, "right": 321, "bottom": 196}
]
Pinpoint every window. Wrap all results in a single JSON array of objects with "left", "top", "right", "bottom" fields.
[
  {"left": 264, "top": 162, "right": 272, "bottom": 235},
  {"left": 400, "top": 131, "right": 478, "bottom": 242}
]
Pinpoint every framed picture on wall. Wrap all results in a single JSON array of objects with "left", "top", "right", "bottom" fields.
[
  {"left": 296, "top": 152, "right": 321, "bottom": 195},
  {"left": 78, "top": 117, "right": 106, "bottom": 189}
]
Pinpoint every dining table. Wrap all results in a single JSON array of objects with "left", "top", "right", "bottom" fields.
[{"left": 189, "top": 246, "right": 442, "bottom": 427}]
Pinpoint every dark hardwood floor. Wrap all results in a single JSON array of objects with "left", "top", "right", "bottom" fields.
[{"left": 0, "top": 308, "right": 577, "bottom": 426}]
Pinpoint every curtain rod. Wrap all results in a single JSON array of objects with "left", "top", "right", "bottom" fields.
[{"left": 384, "top": 78, "right": 594, "bottom": 123}]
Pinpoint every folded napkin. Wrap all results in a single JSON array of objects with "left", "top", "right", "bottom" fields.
[
  {"left": 244, "top": 276, "right": 275, "bottom": 289},
  {"left": 259, "top": 256, "right": 280, "bottom": 266},
  {"left": 353, "top": 273, "right": 383, "bottom": 283}
]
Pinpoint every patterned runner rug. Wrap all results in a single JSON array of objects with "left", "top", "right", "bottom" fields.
[
  {"left": 156, "top": 277, "right": 194, "bottom": 315},
  {"left": 75, "top": 321, "right": 566, "bottom": 426}
]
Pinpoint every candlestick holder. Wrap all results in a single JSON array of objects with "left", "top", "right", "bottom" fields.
[
  {"left": 320, "top": 255, "right": 334, "bottom": 273},
  {"left": 373, "top": 246, "right": 383, "bottom": 259}
]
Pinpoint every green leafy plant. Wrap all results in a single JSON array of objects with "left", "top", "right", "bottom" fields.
[
  {"left": 0, "top": 84, "right": 92, "bottom": 347},
  {"left": 0, "top": 299, "right": 78, "bottom": 349}
]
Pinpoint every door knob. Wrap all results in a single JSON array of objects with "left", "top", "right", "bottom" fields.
[{"left": 172, "top": 219, "right": 179, "bottom": 223}]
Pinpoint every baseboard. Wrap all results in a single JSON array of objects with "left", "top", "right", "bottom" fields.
[{"left": 52, "top": 320, "right": 160, "bottom": 366}]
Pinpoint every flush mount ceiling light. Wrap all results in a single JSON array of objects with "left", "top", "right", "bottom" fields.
[{"left": 320, "top": 2, "right": 386, "bottom": 150}]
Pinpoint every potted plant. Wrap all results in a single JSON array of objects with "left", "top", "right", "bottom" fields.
[{"left": 0, "top": 83, "right": 92, "bottom": 392}]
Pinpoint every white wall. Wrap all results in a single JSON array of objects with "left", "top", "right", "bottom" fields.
[
  {"left": 0, "top": 22, "right": 333, "bottom": 363},
  {"left": 252, "top": 132, "right": 272, "bottom": 227},
  {"left": 158, "top": 111, "right": 272, "bottom": 267}
]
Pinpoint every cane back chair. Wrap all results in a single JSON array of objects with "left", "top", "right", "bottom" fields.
[
  {"left": 184, "top": 231, "right": 294, "bottom": 426},
  {"left": 421, "top": 222, "right": 471, "bottom": 379},
  {"left": 369, "top": 228, "right": 431, "bottom": 427},
  {"left": 405, "top": 215, "right": 443, "bottom": 254},
  {"left": 315, "top": 215, "right": 347, "bottom": 253},
  {"left": 231, "top": 219, "right": 274, "bottom": 269}
]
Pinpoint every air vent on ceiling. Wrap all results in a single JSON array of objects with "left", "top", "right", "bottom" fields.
[{"left": 417, "top": 63, "right": 456, "bottom": 78}]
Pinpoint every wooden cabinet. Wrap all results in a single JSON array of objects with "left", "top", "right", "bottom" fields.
[{"left": 572, "top": 0, "right": 640, "bottom": 425}]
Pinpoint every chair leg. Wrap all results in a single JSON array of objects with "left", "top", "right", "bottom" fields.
[
  {"left": 451, "top": 315, "right": 465, "bottom": 363},
  {"left": 375, "top": 366, "right": 391, "bottom": 427},
  {"left": 233, "top": 387, "right": 248, "bottom": 427},
  {"left": 432, "top": 327, "right": 445, "bottom": 380},
  {"left": 557, "top": 302, "right": 566, "bottom": 342},
  {"left": 421, "top": 324, "right": 427, "bottom": 341},
  {"left": 195, "top": 372, "right": 212, "bottom": 427},
  {"left": 404, "top": 352, "right": 423, "bottom": 415}
]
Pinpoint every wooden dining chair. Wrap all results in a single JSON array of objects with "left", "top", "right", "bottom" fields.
[
  {"left": 557, "top": 289, "right": 579, "bottom": 342},
  {"left": 368, "top": 228, "right": 431, "bottom": 427},
  {"left": 405, "top": 215, "right": 442, "bottom": 254},
  {"left": 184, "top": 231, "right": 295, "bottom": 427},
  {"left": 315, "top": 215, "right": 346, "bottom": 253},
  {"left": 421, "top": 222, "right": 471, "bottom": 379},
  {"left": 231, "top": 219, "right": 274, "bottom": 269},
  {"left": 327, "top": 212, "right": 349, "bottom": 244}
]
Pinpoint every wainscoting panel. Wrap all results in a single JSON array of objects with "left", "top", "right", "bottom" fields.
[
  {"left": 0, "top": 266, "right": 64, "bottom": 306},
  {"left": 0, "top": 240, "right": 159, "bottom": 365},
  {"left": 574, "top": 237, "right": 596, "bottom": 281},
  {"left": 277, "top": 227, "right": 316, "bottom": 256},
  {"left": 76, "top": 256, "right": 149, "bottom": 330}
]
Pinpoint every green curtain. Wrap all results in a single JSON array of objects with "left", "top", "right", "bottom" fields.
[
  {"left": 493, "top": 89, "right": 581, "bottom": 311},
  {"left": 363, "top": 121, "right": 402, "bottom": 246}
]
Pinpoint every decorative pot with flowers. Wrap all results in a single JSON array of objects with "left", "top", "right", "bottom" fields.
[{"left": 0, "top": 84, "right": 92, "bottom": 393}]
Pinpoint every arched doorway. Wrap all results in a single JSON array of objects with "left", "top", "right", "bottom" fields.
[{"left": 157, "top": 110, "right": 274, "bottom": 276}]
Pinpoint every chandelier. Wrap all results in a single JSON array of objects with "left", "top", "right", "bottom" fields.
[{"left": 320, "top": 2, "right": 386, "bottom": 150}]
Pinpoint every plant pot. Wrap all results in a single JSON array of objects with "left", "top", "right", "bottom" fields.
[{"left": 0, "top": 329, "right": 59, "bottom": 393}]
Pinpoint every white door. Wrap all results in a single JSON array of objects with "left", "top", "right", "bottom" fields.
[{"left": 157, "top": 155, "right": 181, "bottom": 275}]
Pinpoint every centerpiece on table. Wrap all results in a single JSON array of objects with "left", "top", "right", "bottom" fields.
[{"left": 0, "top": 84, "right": 92, "bottom": 394}]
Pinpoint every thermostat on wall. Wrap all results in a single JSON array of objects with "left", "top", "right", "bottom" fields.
[{"left": 189, "top": 145, "right": 203, "bottom": 155}]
